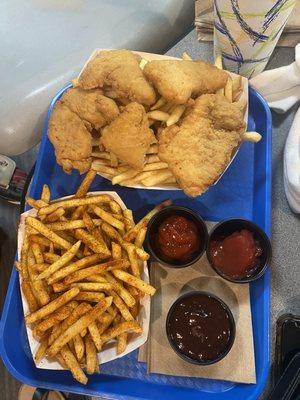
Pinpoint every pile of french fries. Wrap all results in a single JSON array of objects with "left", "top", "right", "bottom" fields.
[
  {"left": 90, "top": 52, "right": 260, "bottom": 189},
  {"left": 17, "top": 170, "right": 171, "bottom": 384}
]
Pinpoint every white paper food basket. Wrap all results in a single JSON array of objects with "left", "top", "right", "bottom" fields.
[
  {"left": 17, "top": 191, "right": 150, "bottom": 370},
  {"left": 78, "top": 50, "right": 249, "bottom": 191}
]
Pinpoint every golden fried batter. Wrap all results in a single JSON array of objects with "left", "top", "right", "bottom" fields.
[
  {"left": 78, "top": 50, "right": 156, "bottom": 106},
  {"left": 144, "top": 60, "right": 228, "bottom": 104},
  {"left": 61, "top": 87, "right": 119, "bottom": 130},
  {"left": 158, "top": 94, "right": 245, "bottom": 197},
  {"left": 101, "top": 102, "right": 157, "bottom": 169},
  {"left": 48, "top": 102, "right": 92, "bottom": 174}
]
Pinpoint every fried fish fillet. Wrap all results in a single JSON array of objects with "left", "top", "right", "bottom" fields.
[
  {"left": 101, "top": 102, "right": 157, "bottom": 169},
  {"left": 78, "top": 50, "right": 156, "bottom": 106},
  {"left": 61, "top": 87, "right": 119, "bottom": 130},
  {"left": 144, "top": 60, "right": 228, "bottom": 104},
  {"left": 158, "top": 94, "right": 245, "bottom": 197},
  {"left": 48, "top": 102, "right": 92, "bottom": 174}
]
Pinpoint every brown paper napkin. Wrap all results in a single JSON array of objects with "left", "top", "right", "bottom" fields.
[{"left": 140, "top": 222, "right": 256, "bottom": 384}]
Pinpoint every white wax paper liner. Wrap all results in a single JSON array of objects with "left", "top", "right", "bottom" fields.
[{"left": 17, "top": 191, "right": 150, "bottom": 370}]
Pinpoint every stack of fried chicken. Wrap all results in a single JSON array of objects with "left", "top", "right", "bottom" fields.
[{"left": 48, "top": 49, "right": 246, "bottom": 197}]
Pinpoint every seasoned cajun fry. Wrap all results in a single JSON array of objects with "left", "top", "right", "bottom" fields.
[
  {"left": 41, "top": 184, "right": 51, "bottom": 203},
  {"left": 73, "top": 334, "right": 85, "bottom": 360},
  {"left": 88, "top": 322, "right": 102, "bottom": 351},
  {"left": 112, "top": 242, "right": 122, "bottom": 260},
  {"left": 135, "top": 247, "right": 150, "bottom": 261},
  {"left": 36, "top": 241, "right": 81, "bottom": 281},
  {"left": 48, "top": 323, "right": 62, "bottom": 345},
  {"left": 60, "top": 345, "right": 88, "bottom": 385},
  {"left": 47, "top": 296, "right": 113, "bottom": 357},
  {"left": 85, "top": 274, "right": 110, "bottom": 283},
  {"left": 34, "top": 336, "right": 49, "bottom": 364},
  {"left": 48, "top": 254, "right": 105, "bottom": 284},
  {"left": 85, "top": 335, "right": 97, "bottom": 375},
  {"left": 29, "top": 235, "right": 55, "bottom": 248},
  {"left": 108, "top": 290, "right": 134, "bottom": 321},
  {"left": 71, "top": 282, "right": 113, "bottom": 292},
  {"left": 134, "top": 227, "right": 147, "bottom": 248},
  {"left": 64, "top": 259, "right": 129, "bottom": 285},
  {"left": 45, "top": 219, "right": 102, "bottom": 231},
  {"left": 112, "top": 270, "right": 156, "bottom": 296},
  {"left": 123, "top": 209, "right": 134, "bottom": 232},
  {"left": 25, "top": 288, "right": 79, "bottom": 325},
  {"left": 43, "top": 252, "right": 60, "bottom": 264},
  {"left": 125, "top": 244, "right": 140, "bottom": 277},
  {"left": 52, "top": 282, "right": 69, "bottom": 293},
  {"left": 101, "top": 321, "right": 142, "bottom": 344},
  {"left": 38, "top": 194, "right": 112, "bottom": 216},
  {"left": 34, "top": 301, "right": 77, "bottom": 334},
  {"left": 26, "top": 197, "right": 48, "bottom": 210},
  {"left": 117, "top": 332, "right": 127, "bottom": 354},
  {"left": 71, "top": 205, "right": 85, "bottom": 221},
  {"left": 44, "top": 207, "right": 65, "bottom": 223},
  {"left": 90, "top": 205, "right": 124, "bottom": 231},
  {"left": 22, "top": 280, "right": 39, "bottom": 312},
  {"left": 75, "top": 169, "right": 98, "bottom": 198},
  {"left": 61, "top": 303, "right": 92, "bottom": 331},
  {"left": 27, "top": 217, "right": 73, "bottom": 250},
  {"left": 104, "top": 273, "right": 135, "bottom": 308},
  {"left": 82, "top": 211, "right": 95, "bottom": 232},
  {"left": 31, "top": 242, "right": 44, "bottom": 264},
  {"left": 74, "top": 292, "right": 105, "bottom": 303},
  {"left": 74, "top": 228, "right": 110, "bottom": 256},
  {"left": 30, "top": 263, "right": 50, "bottom": 273}
]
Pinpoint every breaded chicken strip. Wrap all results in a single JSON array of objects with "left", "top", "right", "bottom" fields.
[
  {"left": 48, "top": 102, "right": 92, "bottom": 174},
  {"left": 144, "top": 60, "right": 228, "bottom": 104},
  {"left": 101, "top": 102, "right": 157, "bottom": 169},
  {"left": 61, "top": 87, "right": 119, "bottom": 130},
  {"left": 78, "top": 50, "right": 156, "bottom": 106},
  {"left": 158, "top": 94, "right": 245, "bottom": 197}
]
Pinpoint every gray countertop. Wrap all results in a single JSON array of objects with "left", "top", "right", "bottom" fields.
[{"left": 0, "top": 29, "right": 298, "bottom": 400}]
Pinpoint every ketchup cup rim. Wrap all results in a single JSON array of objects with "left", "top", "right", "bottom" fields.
[
  {"left": 145, "top": 205, "right": 208, "bottom": 268},
  {"left": 166, "top": 290, "right": 236, "bottom": 365},
  {"left": 206, "top": 218, "right": 272, "bottom": 283}
]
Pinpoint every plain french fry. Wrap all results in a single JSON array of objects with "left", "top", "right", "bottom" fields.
[
  {"left": 112, "top": 242, "right": 122, "bottom": 260},
  {"left": 91, "top": 162, "right": 117, "bottom": 176},
  {"left": 85, "top": 335, "right": 97, "bottom": 375},
  {"left": 27, "top": 217, "right": 73, "bottom": 250},
  {"left": 101, "top": 321, "right": 142, "bottom": 344},
  {"left": 47, "top": 296, "right": 113, "bottom": 357},
  {"left": 48, "top": 254, "right": 104, "bottom": 284},
  {"left": 214, "top": 54, "right": 223, "bottom": 69},
  {"left": 141, "top": 169, "right": 173, "bottom": 187},
  {"left": 34, "top": 301, "right": 77, "bottom": 334},
  {"left": 147, "top": 110, "right": 169, "bottom": 122},
  {"left": 74, "top": 292, "right": 105, "bottom": 303},
  {"left": 146, "top": 154, "right": 160, "bottom": 163},
  {"left": 44, "top": 207, "right": 65, "bottom": 223},
  {"left": 60, "top": 345, "right": 88, "bottom": 385},
  {"left": 91, "top": 151, "right": 110, "bottom": 159},
  {"left": 74, "top": 228, "right": 110, "bottom": 257},
  {"left": 134, "top": 227, "right": 147, "bottom": 248},
  {"left": 150, "top": 96, "right": 166, "bottom": 110},
  {"left": 73, "top": 334, "right": 85, "bottom": 361},
  {"left": 124, "top": 199, "right": 172, "bottom": 241},
  {"left": 166, "top": 104, "right": 186, "bottom": 126},
  {"left": 88, "top": 322, "right": 102, "bottom": 351},
  {"left": 112, "top": 269, "right": 156, "bottom": 296},
  {"left": 104, "top": 273, "right": 135, "bottom": 308},
  {"left": 64, "top": 259, "right": 129, "bottom": 285},
  {"left": 90, "top": 205, "right": 125, "bottom": 231},
  {"left": 147, "top": 144, "right": 158, "bottom": 154},
  {"left": 182, "top": 51, "right": 192, "bottom": 60},
  {"left": 36, "top": 241, "right": 81, "bottom": 281},
  {"left": 224, "top": 76, "right": 233, "bottom": 102},
  {"left": 38, "top": 194, "right": 112, "bottom": 216},
  {"left": 242, "top": 131, "right": 262, "bottom": 143},
  {"left": 71, "top": 282, "right": 113, "bottom": 292},
  {"left": 34, "top": 336, "right": 49, "bottom": 364},
  {"left": 75, "top": 169, "right": 98, "bottom": 198},
  {"left": 110, "top": 152, "right": 118, "bottom": 167},
  {"left": 25, "top": 288, "right": 80, "bottom": 325},
  {"left": 21, "top": 280, "right": 39, "bottom": 312},
  {"left": 112, "top": 170, "right": 138, "bottom": 185},
  {"left": 142, "top": 162, "right": 169, "bottom": 171}
]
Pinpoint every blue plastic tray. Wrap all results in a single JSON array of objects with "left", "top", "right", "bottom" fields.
[{"left": 0, "top": 84, "right": 272, "bottom": 400}]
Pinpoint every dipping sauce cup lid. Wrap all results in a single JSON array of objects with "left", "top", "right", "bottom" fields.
[
  {"left": 146, "top": 206, "right": 208, "bottom": 268},
  {"left": 166, "top": 291, "right": 236, "bottom": 365},
  {"left": 207, "top": 218, "right": 271, "bottom": 283}
]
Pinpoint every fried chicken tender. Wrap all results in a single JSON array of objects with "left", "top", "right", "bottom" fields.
[
  {"left": 78, "top": 50, "right": 156, "bottom": 106},
  {"left": 144, "top": 60, "right": 228, "bottom": 104},
  {"left": 101, "top": 102, "right": 157, "bottom": 169},
  {"left": 158, "top": 94, "right": 245, "bottom": 197},
  {"left": 48, "top": 102, "right": 92, "bottom": 174},
  {"left": 61, "top": 87, "right": 119, "bottom": 130}
]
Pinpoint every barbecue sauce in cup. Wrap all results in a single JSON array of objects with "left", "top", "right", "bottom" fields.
[{"left": 166, "top": 292, "right": 235, "bottom": 364}]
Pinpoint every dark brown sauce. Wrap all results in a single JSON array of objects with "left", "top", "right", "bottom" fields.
[
  {"left": 156, "top": 215, "right": 200, "bottom": 262},
  {"left": 167, "top": 293, "right": 233, "bottom": 362},
  {"left": 209, "top": 229, "right": 262, "bottom": 278}
]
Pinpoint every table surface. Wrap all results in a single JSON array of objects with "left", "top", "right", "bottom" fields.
[{"left": 0, "top": 29, "right": 298, "bottom": 400}]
